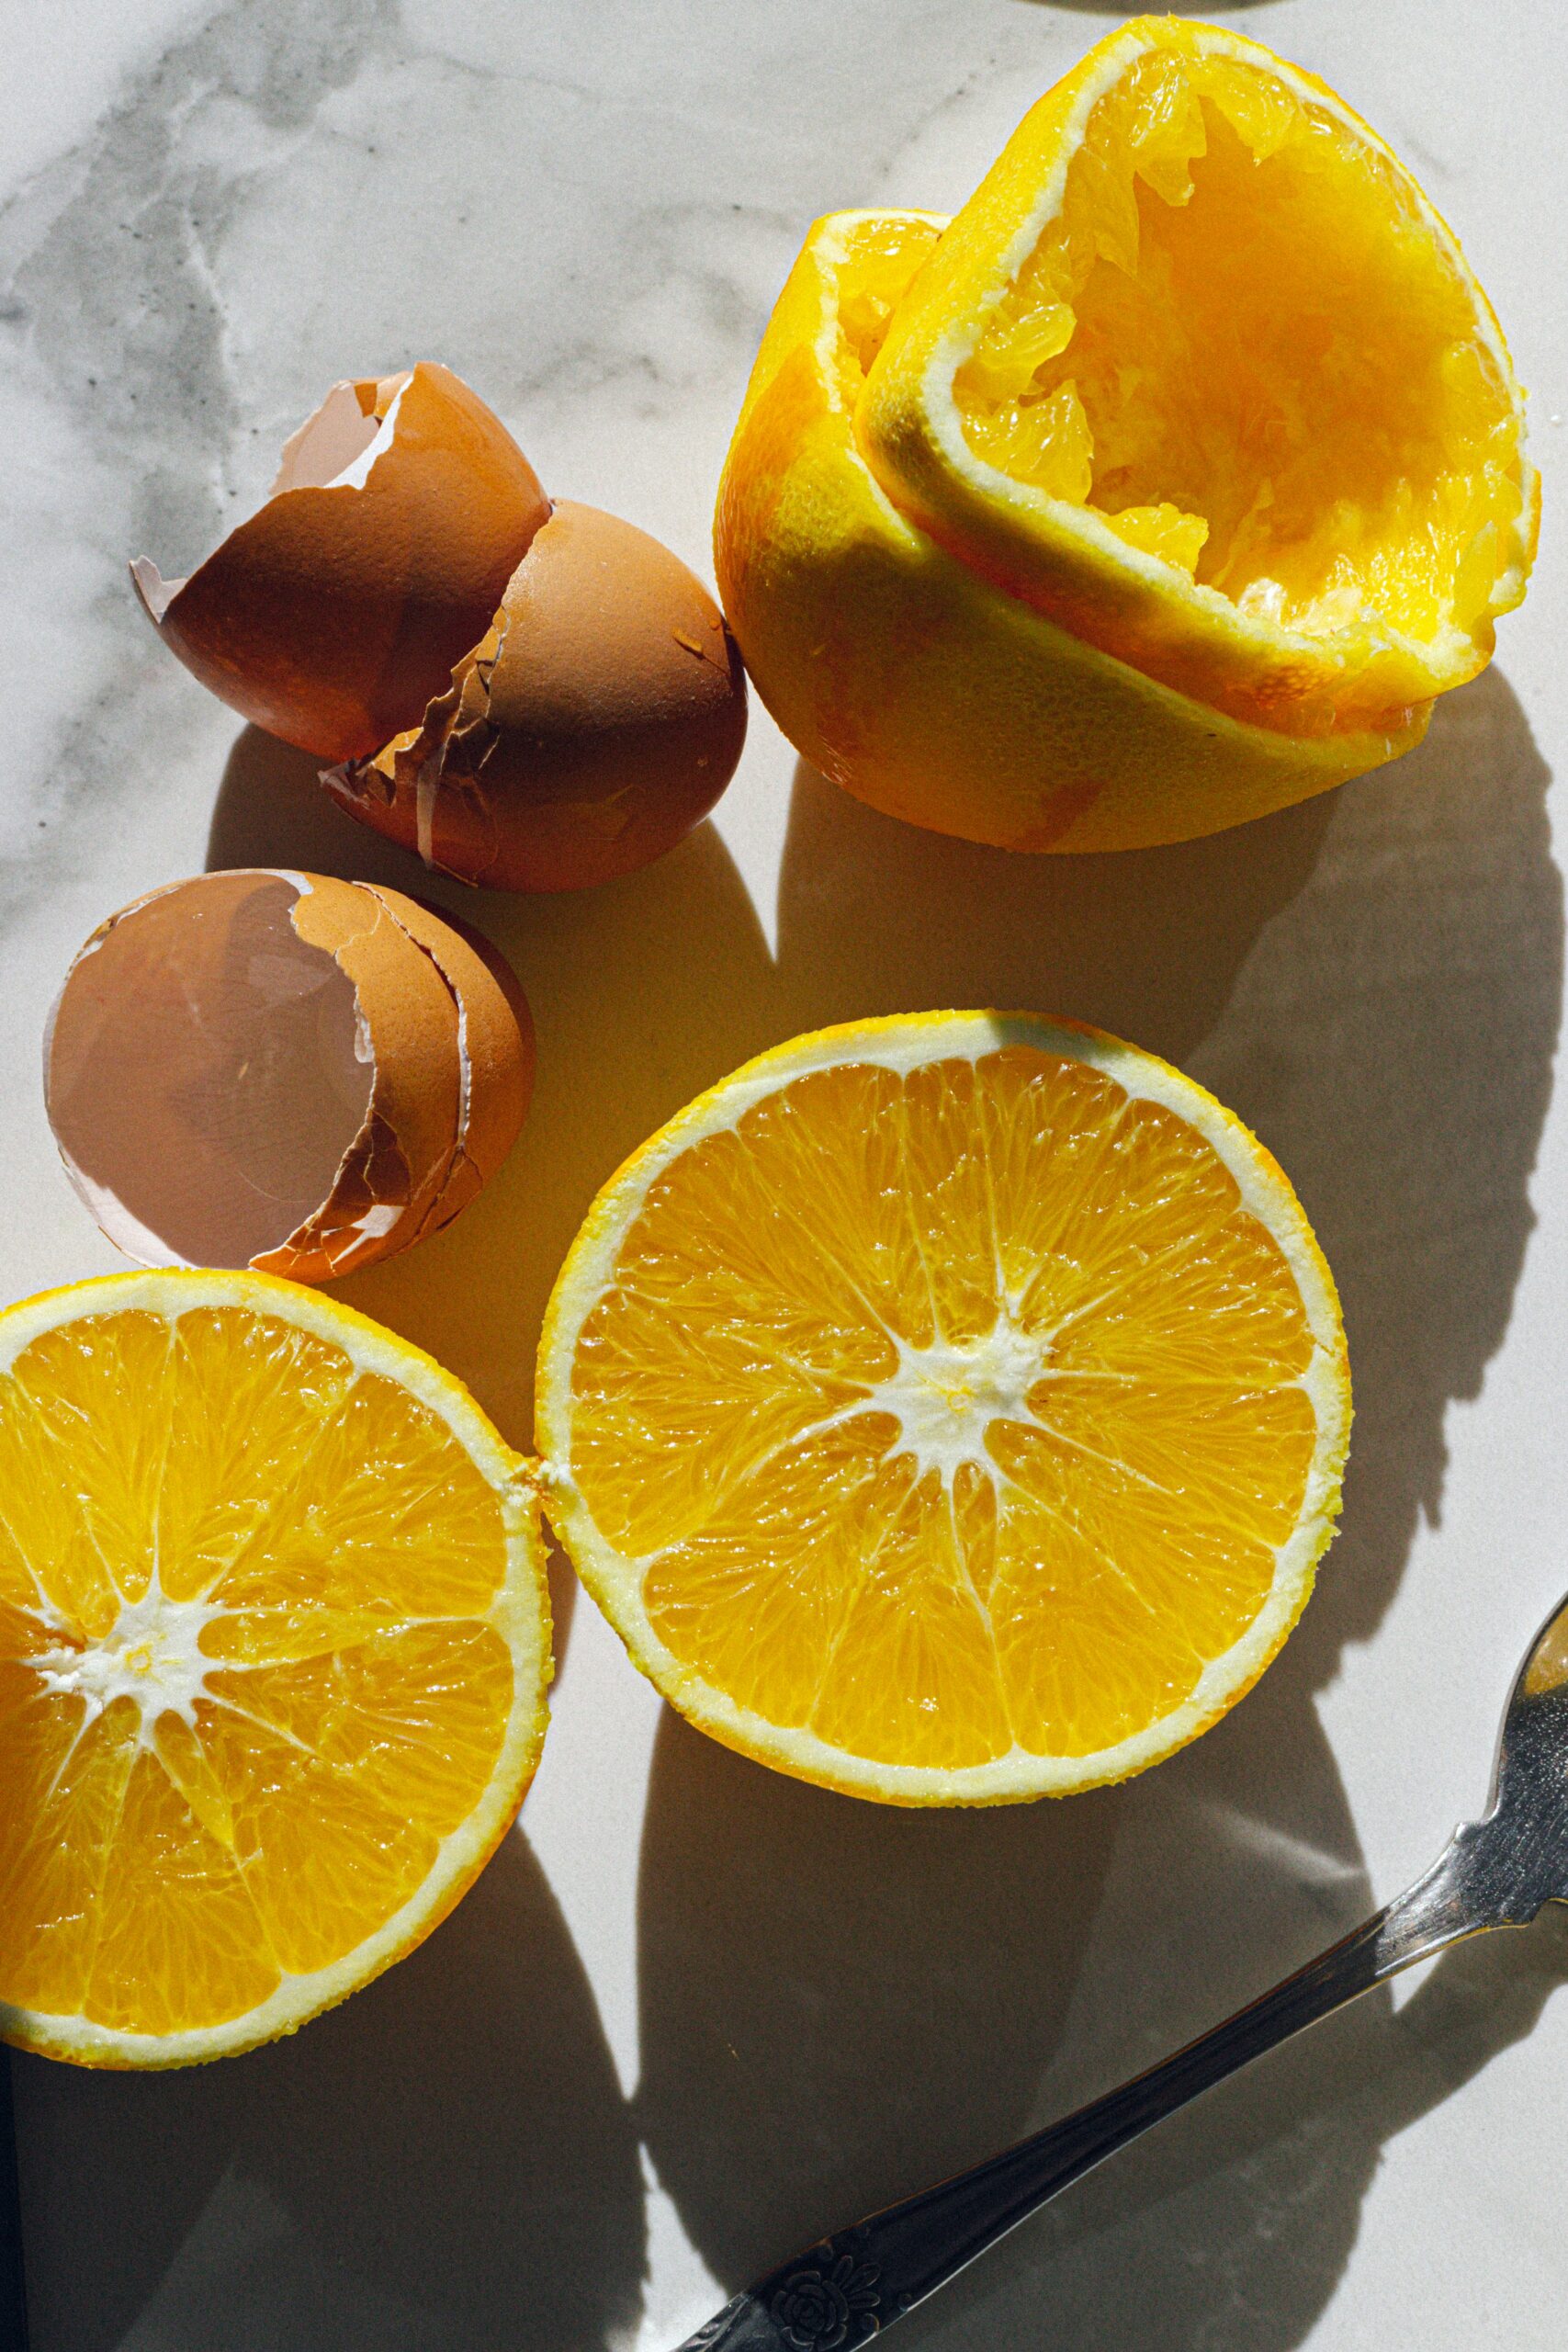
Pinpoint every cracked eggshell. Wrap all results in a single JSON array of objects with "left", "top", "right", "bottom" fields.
[
  {"left": 349, "top": 888, "right": 536, "bottom": 1243},
  {"left": 324, "top": 500, "right": 748, "bottom": 891},
  {"left": 44, "top": 870, "right": 533, "bottom": 1284},
  {"left": 131, "top": 364, "right": 551, "bottom": 763}
]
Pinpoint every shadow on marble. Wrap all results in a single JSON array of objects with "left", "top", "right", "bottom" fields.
[
  {"left": 898, "top": 1902, "right": 1568, "bottom": 2352},
  {"left": 208, "top": 723, "right": 786, "bottom": 1675},
  {"left": 768, "top": 732, "right": 1335, "bottom": 1062},
  {"left": 1190, "top": 668, "right": 1560, "bottom": 1694},
  {"left": 12, "top": 1831, "right": 643, "bottom": 2352},
  {"left": 637, "top": 1706, "right": 1122, "bottom": 2287},
  {"left": 634, "top": 1540, "right": 1388, "bottom": 2352},
  {"left": 772, "top": 664, "right": 1560, "bottom": 1701},
  {"left": 207, "top": 726, "right": 444, "bottom": 895},
  {"left": 636, "top": 667, "right": 1561, "bottom": 2351},
  {"left": 640, "top": 1669, "right": 1568, "bottom": 2352}
]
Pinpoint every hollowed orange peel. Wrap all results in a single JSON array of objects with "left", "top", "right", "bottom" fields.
[{"left": 716, "top": 17, "right": 1537, "bottom": 851}]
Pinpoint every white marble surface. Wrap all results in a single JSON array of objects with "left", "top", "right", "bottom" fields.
[{"left": 3, "top": 1, "right": 1567, "bottom": 2345}]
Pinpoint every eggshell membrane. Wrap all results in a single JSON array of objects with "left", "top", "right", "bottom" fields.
[
  {"left": 355, "top": 885, "right": 536, "bottom": 1239},
  {"left": 46, "top": 873, "right": 374, "bottom": 1272},
  {"left": 130, "top": 364, "right": 551, "bottom": 763},
  {"left": 275, "top": 874, "right": 464, "bottom": 1277},
  {"left": 323, "top": 500, "right": 749, "bottom": 891},
  {"left": 45, "top": 870, "right": 531, "bottom": 1284}
]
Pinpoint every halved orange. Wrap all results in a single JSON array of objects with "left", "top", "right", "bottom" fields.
[
  {"left": 0, "top": 1270, "right": 549, "bottom": 2066},
  {"left": 716, "top": 17, "right": 1535, "bottom": 851},
  {"left": 537, "top": 1013, "right": 1349, "bottom": 1805}
]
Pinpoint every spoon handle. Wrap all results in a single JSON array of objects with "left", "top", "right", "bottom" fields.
[{"left": 676, "top": 1836, "right": 1491, "bottom": 2351}]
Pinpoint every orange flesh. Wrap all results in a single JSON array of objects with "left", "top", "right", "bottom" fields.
[
  {"left": 954, "top": 49, "right": 1523, "bottom": 643},
  {"left": 834, "top": 218, "right": 938, "bottom": 392},
  {"left": 0, "top": 1307, "right": 514, "bottom": 2037},
  {"left": 568, "top": 1050, "right": 1319, "bottom": 1769}
]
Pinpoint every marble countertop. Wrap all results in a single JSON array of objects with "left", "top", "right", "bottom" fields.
[{"left": 4, "top": 1, "right": 1567, "bottom": 2346}]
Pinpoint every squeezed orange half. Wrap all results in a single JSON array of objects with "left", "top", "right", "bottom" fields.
[{"left": 717, "top": 17, "right": 1535, "bottom": 851}]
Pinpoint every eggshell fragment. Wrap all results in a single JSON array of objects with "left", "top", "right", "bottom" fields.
[
  {"left": 346, "top": 888, "right": 534, "bottom": 1243},
  {"left": 323, "top": 500, "right": 748, "bottom": 891},
  {"left": 45, "top": 870, "right": 532, "bottom": 1283},
  {"left": 130, "top": 364, "right": 550, "bottom": 763}
]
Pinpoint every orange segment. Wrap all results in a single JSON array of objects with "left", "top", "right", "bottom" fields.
[
  {"left": 0, "top": 1271, "right": 549, "bottom": 2067},
  {"left": 87, "top": 1747, "right": 276, "bottom": 2040},
  {"left": 0, "top": 1690, "right": 137, "bottom": 2018},
  {"left": 538, "top": 1012, "right": 1349, "bottom": 1805}
]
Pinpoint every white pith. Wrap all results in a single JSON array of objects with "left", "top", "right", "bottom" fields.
[
  {"left": 32, "top": 1574, "right": 220, "bottom": 1743},
  {"left": 537, "top": 1010, "right": 1351, "bottom": 1807},
  {"left": 0, "top": 1267, "right": 551, "bottom": 2068},
  {"left": 863, "top": 1319, "right": 1046, "bottom": 1490}
]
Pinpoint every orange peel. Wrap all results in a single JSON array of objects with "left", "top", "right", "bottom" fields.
[
  {"left": 716, "top": 17, "right": 1537, "bottom": 851},
  {"left": 536, "top": 1011, "right": 1349, "bottom": 1805}
]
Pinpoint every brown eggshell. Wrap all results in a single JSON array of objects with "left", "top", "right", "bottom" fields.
[
  {"left": 275, "top": 874, "right": 463, "bottom": 1276},
  {"left": 130, "top": 364, "right": 551, "bottom": 763},
  {"left": 323, "top": 500, "right": 748, "bottom": 890},
  {"left": 355, "top": 886, "right": 536, "bottom": 1238},
  {"left": 44, "top": 870, "right": 532, "bottom": 1283}
]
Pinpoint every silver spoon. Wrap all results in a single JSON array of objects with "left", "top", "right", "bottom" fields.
[{"left": 677, "top": 1588, "right": 1568, "bottom": 2350}]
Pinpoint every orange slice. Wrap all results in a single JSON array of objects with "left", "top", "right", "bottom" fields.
[
  {"left": 716, "top": 18, "right": 1535, "bottom": 851},
  {"left": 537, "top": 1013, "right": 1348, "bottom": 1805},
  {"left": 0, "top": 1270, "right": 549, "bottom": 2066}
]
